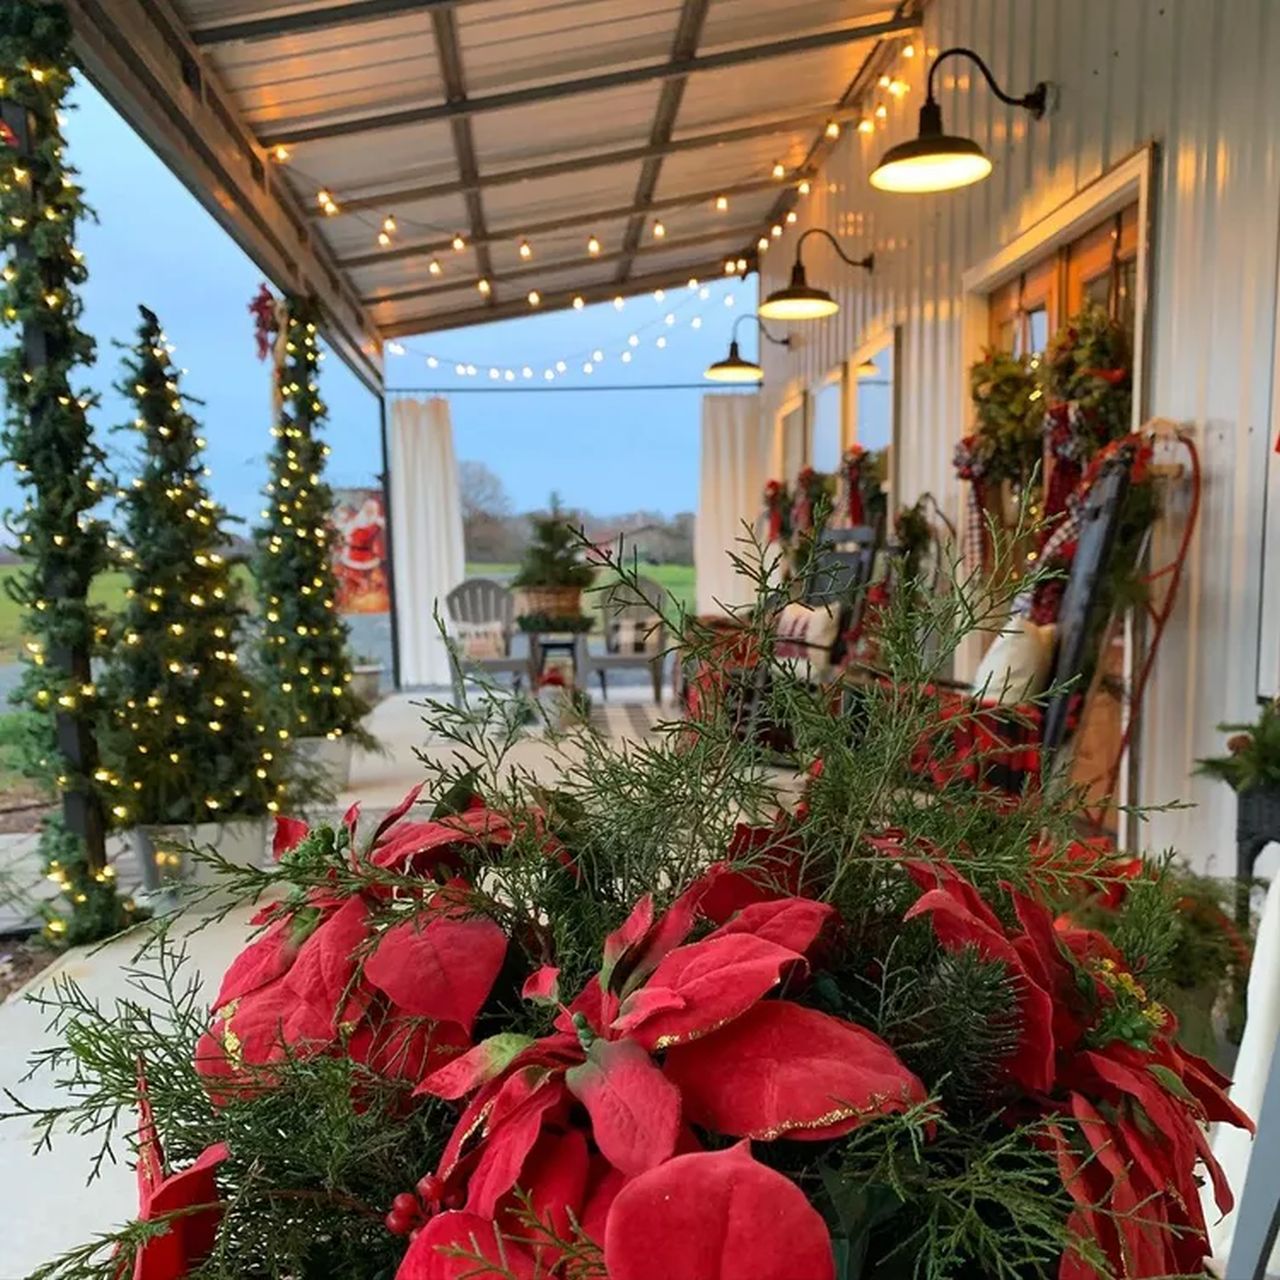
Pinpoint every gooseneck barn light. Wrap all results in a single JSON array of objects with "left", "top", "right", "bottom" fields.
[
  {"left": 758, "top": 228, "right": 874, "bottom": 322},
  {"left": 870, "top": 47, "right": 1047, "bottom": 194},
  {"left": 704, "top": 314, "right": 790, "bottom": 383}
]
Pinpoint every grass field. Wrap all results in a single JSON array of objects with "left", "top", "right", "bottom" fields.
[{"left": 0, "top": 562, "right": 696, "bottom": 663}]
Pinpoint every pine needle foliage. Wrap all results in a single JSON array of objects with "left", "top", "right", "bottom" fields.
[
  {"left": 511, "top": 494, "right": 596, "bottom": 590},
  {"left": 252, "top": 295, "right": 368, "bottom": 744},
  {"left": 11, "top": 530, "right": 1198, "bottom": 1280},
  {"left": 99, "top": 306, "right": 286, "bottom": 826},
  {"left": 0, "top": 1, "right": 130, "bottom": 943}
]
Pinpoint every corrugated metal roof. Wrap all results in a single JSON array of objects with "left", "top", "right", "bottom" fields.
[{"left": 162, "top": 0, "right": 919, "bottom": 337}]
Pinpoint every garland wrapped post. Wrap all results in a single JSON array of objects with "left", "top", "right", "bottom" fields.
[
  {"left": 100, "top": 306, "right": 287, "bottom": 838},
  {"left": 252, "top": 293, "right": 368, "bottom": 749},
  {"left": 0, "top": 2, "right": 131, "bottom": 942}
]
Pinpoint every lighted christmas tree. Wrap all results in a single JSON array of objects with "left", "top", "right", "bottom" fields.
[
  {"left": 252, "top": 294, "right": 367, "bottom": 745},
  {"left": 0, "top": 2, "right": 132, "bottom": 942},
  {"left": 100, "top": 306, "right": 286, "bottom": 831}
]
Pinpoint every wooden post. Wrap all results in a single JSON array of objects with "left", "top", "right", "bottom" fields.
[{"left": 2, "top": 94, "right": 106, "bottom": 872}]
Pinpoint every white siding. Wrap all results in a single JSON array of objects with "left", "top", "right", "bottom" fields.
[{"left": 760, "top": 0, "right": 1280, "bottom": 872}]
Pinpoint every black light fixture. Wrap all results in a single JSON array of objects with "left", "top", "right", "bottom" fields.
[
  {"left": 870, "top": 47, "right": 1047, "bottom": 193},
  {"left": 704, "top": 314, "right": 790, "bottom": 383},
  {"left": 758, "top": 228, "right": 874, "bottom": 322}
]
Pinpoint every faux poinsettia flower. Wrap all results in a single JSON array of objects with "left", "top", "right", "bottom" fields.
[
  {"left": 603, "top": 1142, "right": 835, "bottom": 1280},
  {"left": 120, "top": 1060, "right": 229, "bottom": 1280}
]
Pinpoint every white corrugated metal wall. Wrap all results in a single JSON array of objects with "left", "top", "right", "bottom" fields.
[{"left": 759, "top": 0, "right": 1280, "bottom": 872}]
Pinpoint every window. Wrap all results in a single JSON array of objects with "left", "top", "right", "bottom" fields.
[
  {"left": 855, "top": 339, "right": 894, "bottom": 454},
  {"left": 777, "top": 394, "right": 807, "bottom": 480},
  {"left": 810, "top": 371, "right": 844, "bottom": 472}
]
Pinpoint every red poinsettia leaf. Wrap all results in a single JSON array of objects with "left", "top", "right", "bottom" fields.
[
  {"left": 903, "top": 857, "right": 1005, "bottom": 933},
  {"left": 553, "top": 974, "right": 618, "bottom": 1038},
  {"left": 419, "top": 1033, "right": 538, "bottom": 1100},
  {"left": 347, "top": 1016, "right": 469, "bottom": 1084},
  {"left": 664, "top": 1000, "right": 927, "bottom": 1140},
  {"left": 282, "top": 896, "right": 373, "bottom": 1027},
  {"left": 623, "top": 880, "right": 705, "bottom": 991},
  {"left": 1168, "top": 1042, "right": 1255, "bottom": 1131},
  {"left": 365, "top": 912, "right": 507, "bottom": 1031},
  {"left": 370, "top": 808, "right": 515, "bottom": 877},
  {"left": 211, "top": 917, "right": 297, "bottom": 1010},
  {"left": 521, "top": 966, "right": 560, "bottom": 1004},
  {"left": 465, "top": 1072, "right": 569, "bottom": 1217},
  {"left": 603, "top": 1141, "right": 835, "bottom": 1280},
  {"left": 565, "top": 1037, "right": 681, "bottom": 1176},
  {"left": 609, "top": 986, "right": 687, "bottom": 1037},
  {"left": 369, "top": 783, "right": 426, "bottom": 847},
  {"left": 617, "top": 933, "right": 806, "bottom": 1050},
  {"left": 600, "top": 896, "right": 655, "bottom": 991},
  {"left": 579, "top": 1158, "right": 629, "bottom": 1247},
  {"left": 498, "top": 1127, "right": 591, "bottom": 1260},
  {"left": 131, "top": 1140, "right": 230, "bottom": 1280},
  {"left": 272, "top": 815, "right": 310, "bottom": 860},
  {"left": 394, "top": 1210, "right": 536, "bottom": 1280},
  {"left": 705, "top": 896, "right": 835, "bottom": 956}
]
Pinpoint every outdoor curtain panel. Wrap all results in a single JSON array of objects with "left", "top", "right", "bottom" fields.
[
  {"left": 388, "top": 397, "right": 465, "bottom": 686},
  {"left": 696, "top": 392, "right": 767, "bottom": 616}
]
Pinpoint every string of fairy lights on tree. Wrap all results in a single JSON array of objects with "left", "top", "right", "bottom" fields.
[
  {"left": 99, "top": 305, "right": 287, "bottom": 838},
  {"left": 253, "top": 294, "right": 369, "bottom": 747},
  {"left": 0, "top": 1, "right": 134, "bottom": 943}
]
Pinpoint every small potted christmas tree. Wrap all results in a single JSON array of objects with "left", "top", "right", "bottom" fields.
[
  {"left": 512, "top": 494, "right": 595, "bottom": 623},
  {"left": 102, "top": 306, "right": 286, "bottom": 897}
]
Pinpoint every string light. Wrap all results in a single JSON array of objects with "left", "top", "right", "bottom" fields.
[
  {"left": 825, "top": 120, "right": 841, "bottom": 138},
  {"left": 477, "top": 278, "right": 491, "bottom": 296},
  {"left": 528, "top": 290, "right": 541, "bottom": 306},
  {"left": 272, "top": 145, "right": 290, "bottom": 162},
  {"left": 613, "top": 296, "right": 625, "bottom": 309},
  {"left": 798, "top": 179, "right": 812, "bottom": 195},
  {"left": 654, "top": 288, "right": 666, "bottom": 301},
  {"left": 429, "top": 257, "right": 442, "bottom": 276},
  {"left": 652, "top": 219, "right": 666, "bottom": 239},
  {"left": 858, "top": 117, "right": 875, "bottom": 134},
  {"left": 452, "top": 233, "right": 466, "bottom": 251},
  {"left": 786, "top": 210, "right": 798, "bottom": 225},
  {"left": 714, "top": 194, "right": 728, "bottom": 211},
  {"left": 771, "top": 224, "right": 783, "bottom": 238},
  {"left": 887, "top": 78, "right": 909, "bottom": 98},
  {"left": 586, "top": 234, "right": 601, "bottom": 256},
  {"left": 572, "top": 295, "right": 585, "bottom": 310},
  {"left": 382, "top": 214, "right": 397, "bottom": 234},
  {"left": 772, "top": 161, "right": 786, "bottom": 179},
  {"left": 518, "top": 238, "right": 533, "bottom": 259},
  {"left": 757, "top": 236, "right": 770, "bottom": 251}
]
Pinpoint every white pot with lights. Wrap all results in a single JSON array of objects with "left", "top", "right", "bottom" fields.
[{"left": 128, "top": 816, "right": 270, "bottom": 901}]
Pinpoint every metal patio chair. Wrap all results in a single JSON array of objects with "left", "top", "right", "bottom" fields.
[{"left": 592, "top": 575, "right": 668, "bottom": 703}]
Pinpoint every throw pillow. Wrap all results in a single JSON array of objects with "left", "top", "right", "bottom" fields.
[
  {"left": 972, "top": 616, "right": 1056, "bottom": 705},
  {"left": 775, "top": 601, "right": 840, "bottom": 684},
  {"left": 455, "top": 620, "right": 506, "bottom": 661}
]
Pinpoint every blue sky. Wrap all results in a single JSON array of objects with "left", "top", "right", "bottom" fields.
[{"left": 0, "top": 80, "right": 758, "bottom": 526}]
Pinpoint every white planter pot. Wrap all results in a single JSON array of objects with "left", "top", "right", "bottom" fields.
[
  {"left": 297, "top": 735, "right": 354, "bottom": 795},
  {"left": 350, "top": 665, "right": 384, "bottom": 704},
  {"left": 129, "top": 817, "right": 270, "bottom": 895}
]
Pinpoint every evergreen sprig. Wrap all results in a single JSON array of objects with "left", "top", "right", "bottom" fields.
[
  {"left": 0, "top": 0, "right": 130, "bottom": 942},
  {"left": 252, "top": 295, "right": 369, "bottom": 746},
  {"left": 99, "top": 306, "right": 286, "bottom": 827}
]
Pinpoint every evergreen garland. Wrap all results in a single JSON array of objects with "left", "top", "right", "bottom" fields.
[
  {"left": 99, "top": 306, "right": 287, "bottom": 828},
  {"left": 0, "top": 1, "right": 130, "bottom": 942},
  {"left": 252, "top": 296, "right": 367, "bottom": 744}
]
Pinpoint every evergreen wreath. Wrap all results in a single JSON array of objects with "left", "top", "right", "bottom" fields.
[
  {"left": 99, "top": 306, "right": 287, "bottom": 827},
  {"left": 0, "top": 1, "right": 131, "bottom": 943},
  {"left": 966, "top": 348, "right": 1045, "bottom": 485}
]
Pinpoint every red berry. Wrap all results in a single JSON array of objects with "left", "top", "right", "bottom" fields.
[
  {"left": 385, "top": 1210, "right": 414, "bottom": 1237},
  {"left": 415, "top": 1173, "right": 444, "bottom": 1203},
  {"left": 392, "top": 1192, "right": 420, "bottom": 1218}
]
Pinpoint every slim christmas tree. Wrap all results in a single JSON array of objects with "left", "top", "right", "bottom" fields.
[
  {"left": 101, "top": 306, "right": 286, "bottom": 835},
  {"left": 253, "top": 294, "right": 366, "bottom": 744},
  {"left": 0, "top": 2, "right": 130, "bottom": 942}
]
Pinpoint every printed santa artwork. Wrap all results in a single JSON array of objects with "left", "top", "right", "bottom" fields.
[{"left": 332, "top": 489, "right": 390, "bottom": 613}]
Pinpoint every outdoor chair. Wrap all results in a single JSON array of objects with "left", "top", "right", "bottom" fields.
[
  {"left": 444, "top": 578, "right": 528, "bottom": 701},
  {"left": 592, "top": 575, "right": 668, "bottom": 703}
]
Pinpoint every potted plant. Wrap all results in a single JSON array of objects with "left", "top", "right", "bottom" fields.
[{"left": 511, "top": 494, "right": 595, "bottom": 619}]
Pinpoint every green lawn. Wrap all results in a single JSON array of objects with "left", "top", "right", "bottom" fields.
[{"left": 467, "top": 562, "right": 696, "bottom": 619}]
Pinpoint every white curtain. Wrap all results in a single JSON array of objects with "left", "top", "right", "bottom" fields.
[
  {"left": 696, "top": 392, "right": 768, "bottom": 616},
  {"left": 388, "top": 397, "right": 465, "bottom": 687}
]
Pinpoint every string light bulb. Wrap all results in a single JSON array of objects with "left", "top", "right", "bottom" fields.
[
  {"left": 452, "top": 233, "right": 466, "bottom": 251},
  {"left": 858, "top": 117, "right": 875, "bottom": 134},
  {"left": 715, "top": 194, "right": 728, "bottom": 211},
  {"left": 518, "top": 238, "right": 533, "bottom": 260},
  {"left": 586, "top": 234, "right": 601, "bottom": 256},
  {"left": 772, "top": 161, "right": 786, "bottom": 179},
  {"left": 572, "top": 295, "right": 585, "bottom": 310},
  {"left": 527, "top": 289, "right": 541, "bottom": 306},
  {"left": 272, "top": 145, "right": 290, "bottom": 162},
  {"left": 825, "top": 120, "right": 841, "bottom": 138},
  {"left": 477, "top": 277, "right": 491, "bottom": 296},
  {"left": 382, "top": 214, "right": 397, "bottom": 234},
  {"left": 652, "top": 219, "right": 666, "bottom": 239},
  {"left": 429, "top": 258, "right": 442, "bottom": 276}
]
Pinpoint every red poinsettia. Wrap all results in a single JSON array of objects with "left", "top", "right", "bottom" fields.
[
  {"left": 898, "top": 851, "right": 1252, "bottom": 1279},
  {"left": 195, "top": 792, "right": 511, "bottom": 1099},
  {"left": 400, "top": 877, "right": 925, "bottom": 1278},
  {"left": 119, "top": 1060, "right": 228, "bottom": 1280}
]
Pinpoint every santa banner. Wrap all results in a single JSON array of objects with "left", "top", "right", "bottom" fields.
[{"left": 331, "top": 487, "right": 390, "bottom": 614}]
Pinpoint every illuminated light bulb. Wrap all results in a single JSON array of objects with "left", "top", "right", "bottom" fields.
[
  {"left": 317, "top": 188, "right": 331, "bottom": 207},
  {"left": 902, "top": 42, "right": 915, "bottom": 57},
  {"left": 586, "top": 234, "right": 601, "bottom": 255},
  {"left": 786, "top": 210, "right": 798, "bottom": 225},
  {"left": 888, "top": 78, "right": 909, "bottom": 98},
  {"left": 429, "top": 257, "right": 442, "bottom": 276},
  {"left": 656, "top": 336, "right": 667, "bottom": 348},
  {"left": 628, "top": 334, "right": 639, "bottom": 347},
  {"left": 466, "top": 364, "right": 477, "bottom": 376},
  {"left": 724, "top": 260, "right": 736, "bottom": 275},
  {"left": 687, "top": 277, "right": 699, "bottom": 289},
  {"left": 556, "top": 360, "right": 567, "bottom": 373},
  {"left": 621, "top": 350, "right": 632, "bottom": 363},
  {"left": 654, "top": 288, "right": 666, "bottom": 302},
  {"left": 879, "top": 74, "right": 892, "bottom": 88},
  {"left": 31, "top": 68, "right": 46, "bottom": 83},
  {"left": 378, "top": 230, "right": 392, "bottom": 247},
  {"left": 613, "top": 295, "right": 625, "bottom": 310},
  {"left": 771, "top": 224, "right": 783, "bottom": 238},
  {"left": 518, "top": 238, "right": 532, "bottom": 259},
  {"left": 383, "top": 214, "right": 397, "bottom": 233},
  {"left": 544, "top": 369, "right": 555, "bottom": 380},
  {"left": 572, "top": 295, "right": 585, "bottom": 310},
  {"left": 715, "top": 194, "right": 728, "bottom": 211},
  {"left": 858, "top": 117, "right": 875, "bottom": 134},
  {"left": 455, "top": 363, "right": 466, "bottom": 375},
  {"left": 875, "top": 104, "right": 888, "bottom": 119},
  {"left": 477, "top": 278, "right": 491, "bottom": 295},
  {"left": 664, "top": 313, "right": 675, "bottom": 326},
  {"left": 652, "top": 219, "right": 666, "bottom": 239},
  {"left": 522, "top": 366, "right": 533, "bottom": 378},
  {"left": 699, "top": 287, "right": 710, "bottom": 300},
  {"left": 528, "top": 289, "right": 541, "bottom": 306},
  {"left": 725, "top": 293, "right": 736, "bottom": 307},
  {"left": 272, "top": 144, "right": 290, "bottom": 161},
  {"left": 504, "top": 369, "right": 516, "bottom": 381},
  {"left": 825, "top": 120, "right": 841, "bottom": 139},
  {"left": 427, "top": 355, "right": 439, "bottom": 368},
  {"left": 757, "top": 236, "right": 770, "bottom": 252},
  {"left": 452, "top": 233, "right": 466, "bottom": 251},
  {"left": 798, "top": 179, "right": 812, "bottom": 195},
  {"left": 387, "top": 341, "right": 405, "bottom": 355},
  {"left": 691, "top": 316, "right": 702, "bottom": 329},
  {"left": 583, "top": 361, "right": 594, "bottom": 374},
  {"left": 489, "top": 367, "right": 500, "bottom": 379},
  {"left": 736, "top": 257, "right": 748, "bottom": 272},
  {"left": 772, "top": 161, "right": 786, "bottom": 179}
]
